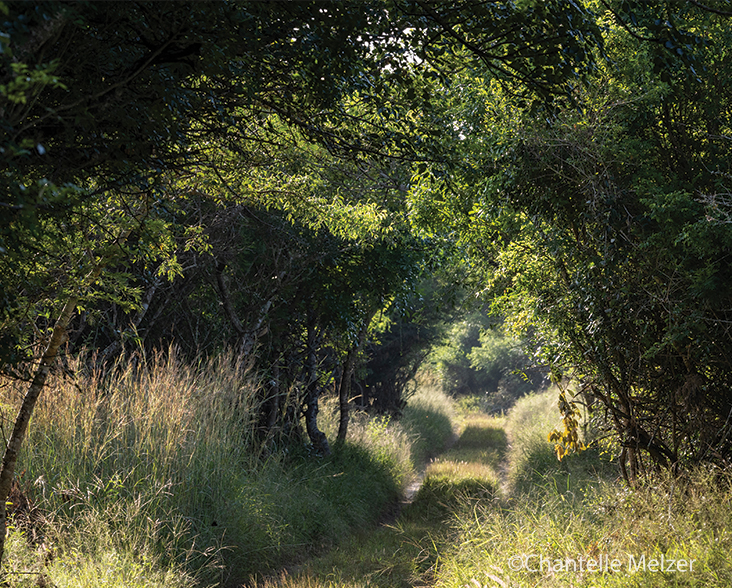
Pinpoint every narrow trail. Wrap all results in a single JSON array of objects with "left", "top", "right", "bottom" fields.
[
  {"left": 257, "top": 415, "right": 509, "bottom": 588},
  {"left": 393, "top": 431, "right": 460, "bottom": 514},
  {"left": 403, "top": 473, "right": 425, "bottom": 504},
  {"left": 365, "top": 430, "right": 460, "bottom": 539}
]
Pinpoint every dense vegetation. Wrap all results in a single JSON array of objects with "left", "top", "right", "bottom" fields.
[{"left": 2, "top": 0, "right": 732, "bottom": 584}]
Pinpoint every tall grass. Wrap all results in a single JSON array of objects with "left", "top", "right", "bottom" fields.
[
  {"left": 437, "top": 466, "right": 732, "bottom": 588},
  {"left": 320, "top": 398, "right": 415, "bottom": 492},
  {"left": 500, "top": 387, "right": 614, "bottom": 496},
  {"left": 435, "top": 388, "right": 732, "bottom": 588},
  {"left": 0, "top": 348, "right": 418, "bottom": 587},
  {"left": 10, "top": 349, "right": 254, "bottom": 586},
  {"left": 502, "top": 388, "right": 573, "bottom": 496},
  {"left": 401, "top": 385, "right": 457, "bottom": 466}
]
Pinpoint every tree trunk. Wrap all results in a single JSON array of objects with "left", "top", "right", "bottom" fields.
[
  {"left": 336, "top": 350, "right": 356, "bottom": 444},
  {"left": 216, "top": 262, "right": 279, "bottom": 360},
  {"left": 99, "top": 275, "right": 162, "bottom": 364},
  {"left": 303, "top": 309, "right": 330, "bottom": 455},
  {"left": 337, "top": 308, "right": 377, "bottom": 444},
  {"left": 0, "top": 265, "right": 102, "bottom": 565}
]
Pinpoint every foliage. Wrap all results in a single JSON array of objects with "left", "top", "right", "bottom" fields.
[
  {"left": 425, "top": 311, "right": 545, "bottom": 412},
  {"left": 428, "top": 316, "right": 491, "bottom": 396},
  {"left": 2, "top": 0, "right": 723, "bottom": 475},
  {"left": 548, "top": 389, "right": 587, "bottom": 460},
  {"left": 407, "top": 3, "right": 732, "bottom": 478}
]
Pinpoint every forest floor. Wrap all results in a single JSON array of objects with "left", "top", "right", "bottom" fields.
[{"left": 250, "top": 411, "right": 506, "bottom": 588}]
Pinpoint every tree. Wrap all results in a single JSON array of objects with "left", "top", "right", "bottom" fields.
[
  {"left": 406, "top": 3, "right": 732, "bottom": 479},
  {"left": 0, "top": 0, "right": 621, "bottom": 375}
]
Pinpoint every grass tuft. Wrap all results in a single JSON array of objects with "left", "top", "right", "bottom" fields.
[{"left": 401, "top": 385, "right": 457, "bottom": 465}]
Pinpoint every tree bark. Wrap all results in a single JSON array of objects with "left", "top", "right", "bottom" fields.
[
  {"left": 336, "top": 351, "right": 356, "bottom": 444},
  {"left": 215, "top": 262, "right": 280, "bottom": 360}
]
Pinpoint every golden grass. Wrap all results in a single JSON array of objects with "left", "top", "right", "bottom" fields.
[{"left": 0, "top": 348, "right": 421, "bottom": 587}]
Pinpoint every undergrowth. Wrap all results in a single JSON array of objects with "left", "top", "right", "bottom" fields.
[
  {"left": 0, "top": 348, "right": 449, "bottom": 588},
  {"left": 251, "top": 383, "right": 460, "bottom": 588},
  {"left": 8, "top": 359, "right": 732, "bottom": 588}
]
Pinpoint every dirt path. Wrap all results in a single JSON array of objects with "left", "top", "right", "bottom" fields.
[{"left": 253, "top": 415, "right": 508, "bottom": 588}]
